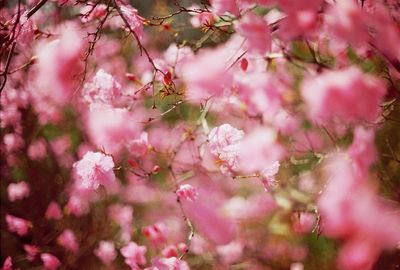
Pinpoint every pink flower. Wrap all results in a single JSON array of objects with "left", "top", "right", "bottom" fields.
[
  {"left": 3, "top": 133, "right": 24, "bottom": 152},
  {"left": 83, "top": 69, "right": 122, "bottom": 106},
  {"left": 108, "top": 204, "right": 133, "bottom": 242},
  {"left": 57, "top": 229, "right": 79, "bottom": 253},
  {"left": 347, "top": 127, "right": 376, "bottom": 178},
  {"left": 6, "top": 214, "right": 31, "bottom": 236},
  {"left": 176, "top": 184, "right": 198, "bottom": 202},
  {"left": 128, "top": 132, "right": 151, "bottom": 158},
  {"left": 208, "top": 124, "right": 244, "bottom": 175},
  {"left": 1, "top": 257, "right": 12, "bottom": 270},
  {"left": 150, "top": 257, "right": 190, "bottom": 270},
  {"left": 325, "top": 0, "right": 368, "bottom": 47},
  {"left": 119, "top": 3, "right": 145, "bottom": 39},
  {"left": 80, "top": 3, "right": 107, "bottom": 23},
  {"left": 337, "top": 239, "right": 379, "bottom": 270},
  {"left": 292, "top": 212, "right": 316, "bottom": 234},
  {"left": 238, "top": 127, "right": 285, "bottom": 174},
  {"left": 216, "top": 241, "right": 243, "bottom": 264},
  {"left": 23, "top": 244, "right": 39, "bottom": 262},
  {"left": 7, "top": 181, "right": 30, "bottom": 201},
  {"left": 210, "top": 0, "right": 238, "bottom": 16},
  {"left": 40, "top": 253, "right": 60, "bottom": 270},
  {"left": 235, "top": 12, "right": 271, "bottom": 55},
  {"left": 301, "top": 67, "right": 386, "bottom": 124},
  {"left": 73, "top": 151, "right": 116, "bottom": 190},
  {"left": 189, "top": 7, "right": 214, "bottom": 28},
  {"left": 66, "top": 196, "right": 89, "bottom": 217},
  {"left": 142, "top": 222, "right": 169, "bottom": 246},
  {"left": 87, "top": 105, "right": 141, "bottom": 155},
  {"left": 45, "top": 201, "right": 63, "bottom": 220},
  {"left": 260, "top": 161, "right": 280, "bottom": 191},
  {"left": 178, "top": 47, "right": 233, "bottom": 102},
  {"left": 120, "top": 242, "right": 147, "bottom": 270},
  {"left": 161, "top": 245, "right": 178, "bottom": 258},
  {"left": 94, "top": 241, "right": 117, "bottom": 266},
  {"left": 27, "top": 139, "right": 47, "bottom": 160}
]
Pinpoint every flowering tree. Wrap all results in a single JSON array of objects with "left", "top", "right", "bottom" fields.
[{"left": 1, "top": 0, "right": 400, "bottom": 269}]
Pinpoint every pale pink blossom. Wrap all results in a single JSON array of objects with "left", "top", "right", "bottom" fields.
[
  {"left": 27, "top": 139, "right": 47, "bottom": 160},
  {"left": 108, "top": 204, "right": 133, "bottom": 242},
  {"left": 23, "top": 244, "right": 39, "bottom": 262},
  {"left": 238, "top": 127, "right": 285, "bottom": 174},
  {"left": 40, "top": 253, "right": 60, "bottom": 270},
  {"left": 150, "top": 257, "right": 190, "bottom": 270},
  {"left": 216, "top": 241, "right": 243, "bottom": 264},
  {"left": 347, "top": 127, "right": 376, "bottom": 177},
  {"left": 120, "top": 241, "right": 147, "bottom": 270},
  {"left": 119, "top": 3, "right": 144, "bottom": 39},
  {"left": 235, "top": 12, "right": 271, "bottom": 55},
  {"left": 80, "top": 3, "right": 107, "bottom": 23},
  {"left": 292, "top": 212, "right": 316, "bottom": 234},
  {"left": 3, "top": 133, "right": 24, "bottom": 152},
  {"left": 57, "top": 229, "right": 79, "bottom": 253},
  {"left": 301, "top": 67, "right": 386, "bottom": 124},
  {"left": 210, "top": 0, "right": 238, "bottom": 16},
  {"left": 176, "top": 184, "right": 198, "bottom": 202},
  {"left": 325, "top": 0, "right": 368, "bottom": 47},
  {"left": 73, "top": 151, "right": 115, "bottom": 190},
  {"left": 66, "top": 196, "right": 90, "bottom": 217},
  {"left": 83, "top": 69, "right": 122, "bottom": 106},
  {"left": 208, "top": 124, "right": 244, "bottom": 175},
  {"left": 128, "top": 132, "right": 151, "bottom": 158},
  {"left": 45, "top": 201, "right": 63, "bottom": 220},
  {"left": 6, "top": 214, "right": 31, "bottom": 236},
  {"left": 7, "top": 181, "right": 30, "bottom": 201},
  {"left": 260, "top": 161, "right": 280, "bottom": 191},
  {"left": 142, "top": 222, "right": 169, "bottom": 246},
  {"left": 178, "top": 47, "right": 233, "bottom": 102},
  {"left": 87, "top": 105, "right": 141, "bottom": 155},
  {"left": 94, "top": 241, "right": 117, "bottom": 266}
]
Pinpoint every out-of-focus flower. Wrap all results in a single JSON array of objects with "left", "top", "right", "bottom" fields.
[
  {"left": 120, "top": 241, "right": 147, "bottom": 270},
  {"left": 45, "top": 201, "right": 63, "bottom": 220},
  {"left": 57, "top": 229, "right": 79, "bottom": 253},
  {"left": 6, "top": 214, "right": 31, "bottom": 236},
  {"left": 24, "top": 244, "right": 39, "bottom": 262},
  {"left": 216, "top": 241, "right": 243, "bottom": 264},
  {"left": 235, "top": 12, "right": 271, "bottom": 55},
  {"left": 94, "top": 241, "right": 117, "bottom": 266},
  {"left": 7, "top": 181, "right": 30, "bottom": 202},
  {"left": 176, "top": 184, "right": 198, "bottom": 202},
  {"left": 301, "top": 67, "right": 386, "bottom": 124},
  {"left": 150, "top": 257, "right": 190, "bottom": 270},
  {"left": 142, "top": 222, "right": 169, "bottom": 246},
  {"left": 41, "top": 253, "right": 60, "bottom": 270}
]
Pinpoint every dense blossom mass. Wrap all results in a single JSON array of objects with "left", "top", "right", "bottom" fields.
[{"left": 1, "top": 0, "right": 400, "bottom": 269}]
